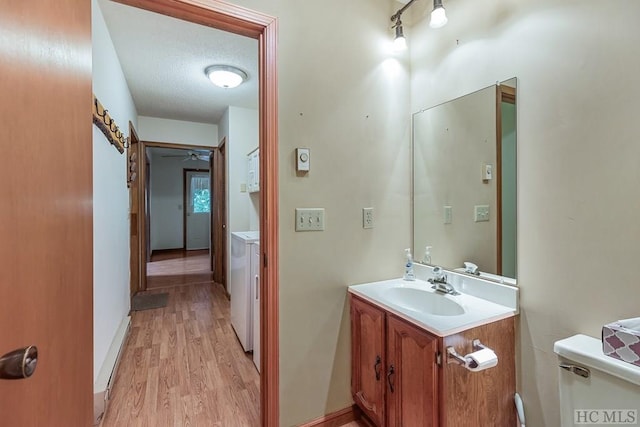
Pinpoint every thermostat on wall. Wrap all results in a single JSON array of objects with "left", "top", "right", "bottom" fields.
[
  {"left": 296, "top": 148, "right": 310, "bottom": 172},
  {"left": 483, "top": 164, "right": 493, "bottom": 181}
]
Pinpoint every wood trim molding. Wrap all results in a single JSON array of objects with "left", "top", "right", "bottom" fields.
[
  {"left": 113, "top": 0, "right": 272, "bottom": 38},
  {"left": 259, "top": 17, "right": 280, "bottom": 427},
  {"left": 297, "top": 406, "right": 358, "bottom": 427},
  {"left": 113, "top": 2, "right": 279, "bottom": 426}
]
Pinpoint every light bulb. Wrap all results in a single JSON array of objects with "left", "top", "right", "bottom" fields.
[
  {"left": 394, "top": 35, "right": 407, "bottom": 51},
  {"left": 430, "top": 6, "right": 448, "bottom": 28},
  {"left": 393, "top": 24, "right": 407, "bottom": 51}
]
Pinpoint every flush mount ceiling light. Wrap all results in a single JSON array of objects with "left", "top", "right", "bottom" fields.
[
  {"left": 430, "top": 0, "right": 448, "bottom": 29},
  {"left": 205, "top": 65, "right": 247, "bottom": 89}
]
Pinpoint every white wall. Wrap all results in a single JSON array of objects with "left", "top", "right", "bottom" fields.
[
  {"left": 149, "top": 154, "right": 209, "bottom": 251},
  {"left": 410, "top": 1, "right": 640, "bottom": 425},
  {"left": 138, "top": 116, "right": 219, "bottom": 147},
  {"left": 219, "top": 106, "right": 259, "bottom": 282},
  {"left": 92, "top": 0, "right": 137, "bottom": 384}
]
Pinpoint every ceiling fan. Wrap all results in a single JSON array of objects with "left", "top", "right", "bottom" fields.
[{"left": 161, "top": 150, "right": 210, "bottom": 162}]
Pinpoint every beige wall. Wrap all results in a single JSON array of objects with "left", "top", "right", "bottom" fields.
[
  {"left": 226, "top": 0, "right": 412, "bottom": 425},
  {"left": 410, "top": 0, "right": 640, "bottom": 425}
]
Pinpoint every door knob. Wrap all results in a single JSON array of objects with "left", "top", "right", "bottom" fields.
[{"left": 0, "top": 346, "right": 38, "bottom": 379}]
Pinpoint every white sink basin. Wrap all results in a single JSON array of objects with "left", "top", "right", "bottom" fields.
[
  {"left": 382, "top": 287, "right": 465, "bottom": 316},
  {"left": 348, "top": 278, "right": 518, "bottom": 336}
]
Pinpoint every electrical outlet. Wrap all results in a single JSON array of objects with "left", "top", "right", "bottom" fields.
[
  {"left": 474, "top": 205, "right": 490, "bottom": 222},
  {"left": 444, "top": 206, "right": 452, "bottom": 224},
  {"left": 295, "top": 208, "right": 325, "bottom": 231},
  {"left": 363, "top": 207, "right": 374, "bottom": 229}
]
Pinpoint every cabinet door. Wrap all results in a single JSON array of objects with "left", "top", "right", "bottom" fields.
[
  {"left": 351, "top": 295, "right": 386, "bottom": 426},
  {"left": 386, "top": 315, "right": 439, "bottom": 427}
]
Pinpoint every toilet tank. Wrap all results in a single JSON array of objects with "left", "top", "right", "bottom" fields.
[{"left": 554, "top": 334, "right": 640, "bottom": 426}]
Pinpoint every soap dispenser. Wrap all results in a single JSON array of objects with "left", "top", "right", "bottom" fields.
[
  {"left": 403, "top": 248, "right": 415, "bottom": 281},
  {"left": 423, "top": 246, "right": 432, "bottom": 264}
]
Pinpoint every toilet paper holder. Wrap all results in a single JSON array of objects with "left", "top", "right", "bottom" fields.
[{"left": 446, "top": 339, "right": 489, "bottom": 366}]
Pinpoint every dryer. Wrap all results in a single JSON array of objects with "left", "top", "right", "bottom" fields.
[{"left": 230, "top": 231, "right": 259, "bottom": 352}]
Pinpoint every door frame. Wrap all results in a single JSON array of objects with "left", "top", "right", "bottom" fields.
[
  {"left": 139, "top": 140, "right": 214, "bottom": 289},
  {"left": 116, "top": 2, "right": 279, "bottom": 424},
  {"left": 211, "top": 138, "right": 228, "bottom": 293},
  {"left": 128, "top": 121, "right": 142, "bottom": 297},
  {"left": 183, "top": 168, "right": 210, "bottom": 250}
]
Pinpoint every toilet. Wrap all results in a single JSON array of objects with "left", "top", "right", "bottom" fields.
[{"left": 554, "top": 334, "right": 640, "bottom": 426}]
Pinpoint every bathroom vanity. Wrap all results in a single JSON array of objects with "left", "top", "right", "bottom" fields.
[{"left": 349, "top": 273, "right": 518, "bottom": 427}]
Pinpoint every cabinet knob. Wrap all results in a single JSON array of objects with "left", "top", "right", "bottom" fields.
[{"left": 374, "top": 355, "right": 381, "bottom": 381}]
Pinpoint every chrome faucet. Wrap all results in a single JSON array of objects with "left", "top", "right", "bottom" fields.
[
  {"left": 428, "top": 266, "right": 460, "bottom": 295},
  {"left": 464, "top": 261, "right": 480, "bottom": 275}
]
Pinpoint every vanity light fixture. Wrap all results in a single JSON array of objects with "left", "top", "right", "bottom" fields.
[
  {"left": 205, "top": 65, "right": 247, "bottom": 89},
  {"left": 430, "top": 0, "right": 448, "bottom": 29},
  {"left": 390, "top": 0, "right": 448, "bottom": 49}
]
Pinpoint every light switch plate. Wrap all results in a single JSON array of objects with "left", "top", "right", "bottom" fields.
[
  {"left": 474, "top": 205, "right": 490, "bottom": 222},
  {"left": 295, "top": 208, "right": 325, "bottom": 231}
]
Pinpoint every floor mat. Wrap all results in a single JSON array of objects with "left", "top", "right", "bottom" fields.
[{"left": 131, "top": 292, "right": 169, "bottom": 311}]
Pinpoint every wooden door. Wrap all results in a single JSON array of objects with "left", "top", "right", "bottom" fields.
[
  {"left": 129, "top": 123, "right": 141, "bottom": 297},
  {"left": 184, "top": 169, "right": 210, "bottom": 250},
  {"left": 0, "top": 1, "right": 93, "bottom": 425},
  {"left": 350, "top": 295, "right": 386, "bottom": 426},
  {"left": 212, "top": 139, "right": 227, "bottom": 292},
  {"left": 386, "top": 315, "right": 439, "bottom": 427}
]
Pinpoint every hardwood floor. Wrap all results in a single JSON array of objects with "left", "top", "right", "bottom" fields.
[
  {"left": 147, "top": 249, "right": 213, "bottom": 289},
  {"left": 104, "top": 251, "right": 364, "bottom": 427},
  {"left": 101, "top": 282, "right": 260, "bottom": 427}
]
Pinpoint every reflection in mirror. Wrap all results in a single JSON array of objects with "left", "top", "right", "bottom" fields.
[{"left": 412, "top": 78, "right": 517, "bottom": 283}]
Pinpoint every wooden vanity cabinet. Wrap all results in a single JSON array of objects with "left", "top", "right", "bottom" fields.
[{"left": 350, "top": 294, "right": 516, "bottom": 427}]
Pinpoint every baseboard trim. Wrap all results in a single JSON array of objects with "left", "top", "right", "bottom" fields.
[
  {"left": 298, "top": 405, "right": 358, "bottom": 427},
  {"left": 94, "top": 316, "right": 131, "bottom": 426}
]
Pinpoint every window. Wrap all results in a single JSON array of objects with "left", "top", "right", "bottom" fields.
[{"left": 190, "top": 175, "right": 210, "bottom": 213}]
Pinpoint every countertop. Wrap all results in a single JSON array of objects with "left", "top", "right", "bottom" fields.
[{"left": 349, "top": 278, "right": 518, "bottom": 337}]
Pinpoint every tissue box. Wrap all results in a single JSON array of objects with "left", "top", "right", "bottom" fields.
[{"left": 602, "top": 318, "right": 640, "bottom": 367}]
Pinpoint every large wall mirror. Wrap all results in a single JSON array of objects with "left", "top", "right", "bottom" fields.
[{"left": 413, "top": 78, "right": 517, "bottom": 284}]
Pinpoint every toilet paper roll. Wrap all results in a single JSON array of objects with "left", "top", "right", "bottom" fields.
[{"left": 464, "top": 348, "right": 498, "bottom": 372}]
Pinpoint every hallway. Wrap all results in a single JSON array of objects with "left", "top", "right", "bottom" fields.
[{"left": 101, "top": 280, "right": 260, "bottom": 426}]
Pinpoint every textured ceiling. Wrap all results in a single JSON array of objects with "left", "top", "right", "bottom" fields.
[{"left": 98, "top": 0, "right": 258, "bottom": 125}]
